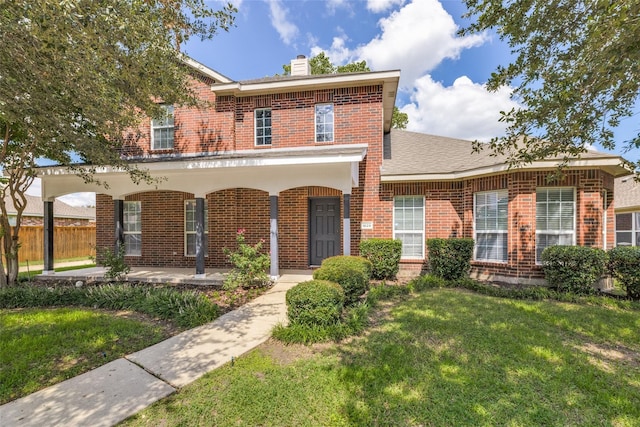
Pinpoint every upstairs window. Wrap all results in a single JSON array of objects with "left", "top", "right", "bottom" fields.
[
  {"left": 255, "top": 108, "right": 272, "bottom": 146},
  {"left": 474, "top": 190, "right": 508, "bottom": 262},
  {"left": 536, "top": 188, "right": 575, "bottom": 262},
  {"left": 123, "top": 201, "right": 141, "bottom": 256},
  {"left": 151, "top": 105, "right": 174, "bottom": 150},
  {"left": 315, "top": 103, "right": 334, "bottom": 142},
  {"left": 185, "top": 200, "right": 209, "bottom": 256}
]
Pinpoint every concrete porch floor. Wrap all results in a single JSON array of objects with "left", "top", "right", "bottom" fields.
[{"left": 35, "top": 266, "right": 313, "bottom": 286}]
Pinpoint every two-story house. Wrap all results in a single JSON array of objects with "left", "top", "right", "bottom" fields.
[{"left": 38, "top": 55, "right": 630, "bottom": 284}]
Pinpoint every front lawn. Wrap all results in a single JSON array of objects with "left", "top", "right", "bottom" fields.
[
  {"left": 122, "top": 288, "right": 640, "bottom": 426},
  {"left": 0, "top": 307, "right": 172, "bottom": 404}
]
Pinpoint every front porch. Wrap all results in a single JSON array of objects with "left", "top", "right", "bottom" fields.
[{"left": 36, "top": 266, "right": 314, "bottom": 286}]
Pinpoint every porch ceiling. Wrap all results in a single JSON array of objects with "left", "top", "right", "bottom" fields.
[{"left": 38, "top": 144, "right": 367, "bottom": 199}]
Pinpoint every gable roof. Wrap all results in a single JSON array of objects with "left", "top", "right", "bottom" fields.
[
  {"left": 180, "top": 55, "right": 232, "bottom": 84},
  {"left": 381, "top": 129, "right": 630, "bottom": 182},
  {"left": 614, "top": 176, "right": 640, "bottom": 211},
  {"left": 3, "top": 194, "right": 95, "bottom": 220}
]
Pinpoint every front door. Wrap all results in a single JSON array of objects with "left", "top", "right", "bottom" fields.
[{"left": 309, "top": 197, "right": 340, "bottom": 265}]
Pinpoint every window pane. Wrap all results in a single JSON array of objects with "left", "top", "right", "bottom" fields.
[
  {"left": 616, "top": 232, "right": 633, "bottom": 246},
  {"left": 616, "top": 213, "right": 632, "bottom": 231},
  {"left": 394, "top": 196, "right": 424, "bottom": 258},
  {"left": 315, "top": 104, "right": 334, "bottom": 142},
  {"left": 125, "top": 234, "right": 141, "bottom": 256},
  {"left": 255, "top": 108, "right": 272, "bottom": 146},
  {"left": 536, "top": 188, "right": 575, "bottom": 262}
]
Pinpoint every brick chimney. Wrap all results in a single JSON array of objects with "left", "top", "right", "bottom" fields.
[{"left": 290, "top": 55, "right": 310, "bottom": 76}]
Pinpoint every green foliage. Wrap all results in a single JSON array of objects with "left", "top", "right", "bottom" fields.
[
  {"left": 285, "top": 280, "right": 345, "bottom": 327},
  {"left": 313, "top": 256, "right": 372, "bottom": 305},
  {"left": 461, "top": 1, "right": 640, "bottom": 172},
  {"left": 426, "top": 238, "right": 474, "bottom": 280},
  {"left": 223, "top": 229, "right": 271, "bottom": 290},
  {"left": 359, "top": 238, "right": 402, "bottom": 280},
  {"left": 365, "top": 283, "right": 410, "bottom": 307},
  {"left": 541, "top": 246, "right": 608, "bottom": 295},
  {"left": 99, "top": 245, "right": 131, "bottom": 281},
  {"left": 391, "top": 106, "right": 408, "bottom": 129},
  {"left": 608, "top": 246, "right": 640, "bottom": 300},
  {"left": 0, "top": 283, "right": 220, "bottom": 328},
  {"left": 409, "top": 274, "right": 449, "bottom": 292}
]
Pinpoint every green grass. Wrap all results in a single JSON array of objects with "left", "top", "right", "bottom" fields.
[
  {"left": 122, "top": 288, "right": 640, "bottom": 426},
  {"left": 19, "top": 256, "right": 93, "bottom": 267},
  {"left": 0, "top": 307, "right": 170, "bottom": 404}
]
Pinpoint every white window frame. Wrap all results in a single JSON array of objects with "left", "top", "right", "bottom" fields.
[
  {"left": 474, "top": 190, "right": 508, "bottom": 263},
  {"left": 151, "top": 104, "right": 174, "bottom": 150},
  {"left": 315, "top": 103, "right": 334, "bottom": 143},
  {"left": 615, "top": 211, "right": 640, "bottom": 247},
  {"left": 393, "top": 196, "right": 425, "bottom": 259},
  {"left": 184, "top": 200, "right": 209, "bottom": 257},
  {"left": 536, "top": 187, "right": 576, "bottom": 263},
  {"left": 255, "top": 108, "right": 272, "bottom": 146},
  {"left": 123, "top": 201, "right": 141, "bottom": 256}
]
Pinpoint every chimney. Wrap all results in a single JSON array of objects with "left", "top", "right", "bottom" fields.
[{"left": 290, "top": 55, "right": 310, "bottom": 76}]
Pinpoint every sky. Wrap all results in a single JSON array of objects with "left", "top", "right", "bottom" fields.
[{"left": 28, "top": 0, "right": 640, "bottom": 206}]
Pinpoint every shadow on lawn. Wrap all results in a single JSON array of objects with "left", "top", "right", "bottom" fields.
[{"left": 333, "top": 290, "right": 640, "bottom": 426}]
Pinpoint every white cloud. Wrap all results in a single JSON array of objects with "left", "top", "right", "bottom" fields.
[
  {"left": 265, "top": 0, "right": 298, "bottom": 45},
  {"left": 315, "top": 0, "right": 486, "bottom": 89},
  {"left": 402, "top": 75, "right": 520, "bottom": 142},
  {"left": 26, "top": 177, "right": 95, "bottom": 206},
  {"left": 366, "top": 0, "right": 406, "bottom": 13}
]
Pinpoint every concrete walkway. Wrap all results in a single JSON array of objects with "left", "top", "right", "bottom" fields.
[{"left": 0, "top": 273, "right": 310, "bottom": 427}]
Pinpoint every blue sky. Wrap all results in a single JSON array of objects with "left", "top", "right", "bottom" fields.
[{"left": 32, "top": 0, "right": 639, "bottom": 206}]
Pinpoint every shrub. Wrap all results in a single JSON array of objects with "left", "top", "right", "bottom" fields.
[
  {"left": 99, "top": 245, "right": 130, "bottom": 281},
  {"left": 541, "top": 246, "right": 608, "bottom": 295},
  {"left": 366, "top": 282, "right": 410, "bottom": 306},
  {"left": 609, "top": 246, "right": 640, "bottom": 300},
  {"left": 285, "top": 280, "right": 345, "bottom": 326},
  {"left": 359, "top": 238, "right": 402, "bottom": 280},
  {"left": 426, "top": 238, "right": 474, "bottom": 280},
  {"left": 313, "top": 256, "right": 372, "bottom": 305},
  {"left": 223, "top": 229, "right": 271, "bottom": 290},
  {"left": 409, "top": 274, "right": 448, "bottom": 292}
]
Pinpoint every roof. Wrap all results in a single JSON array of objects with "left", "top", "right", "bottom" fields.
[
  {"left": 381, "top": 129, "right": 630, "bottom": 181},
  {"left": 3, "top": 194, "right": 95, "bottom": 220},
  {"left": 614, "top": 176, "right": 640, "bottom": 211}
]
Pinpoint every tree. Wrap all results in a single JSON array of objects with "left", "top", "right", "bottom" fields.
[
  {"left": 460, "top": 1, "right": 640, "bottom": 172},
  {"left": 0, "top": 0, "right": 236, "bottom": 286},
  {"left": 281, "top": 53, "right": 408, "bottom": 129}
]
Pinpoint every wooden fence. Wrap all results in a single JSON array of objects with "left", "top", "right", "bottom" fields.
[{"left": 2, "top": 226, "right": 96, "bottom": 263}]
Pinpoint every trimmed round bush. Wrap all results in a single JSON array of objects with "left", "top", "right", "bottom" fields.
[
  {"left": 608, "top": 246, "right": 640, "bottom": 300},
  {"left": 285, "top": 280, "right": 345, "bottom": 326},
  {"left": 359, "top": 238, "right": 402, "bottom": 280},
  {"left": 312, "top": 256, "right": 372, "bottom": 305},
  {"left": 541, "top": 246, "right": 608, "bottom": 295},
  {"left": 426, "top": 238, "right": 474, "bottom": 280}
]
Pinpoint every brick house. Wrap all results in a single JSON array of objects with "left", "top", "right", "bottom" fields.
[
  {"left": 38, "top": 56, "right": 629, "bottom": 283},
  {"left": 614, "top": 176, "right": 640, "bottom": 247},
  {"left": 3, "top": 194, "right": 95, "bottom": 227}
]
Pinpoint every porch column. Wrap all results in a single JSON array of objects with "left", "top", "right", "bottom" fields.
[
  {"left": 114, "top": 199, "right": 124, "bottom": 253},
  {"left": 343, "top": 193, "right": 351, "bottom": 256},
  {"left": 43, "top": 200, "right": 54, "bottom": 274},
  {"left": 195, "top": 197, "right": 205, "bottom": 278},
  {"left": 270, "top": 195, "right": 279, "bottom": 278}
]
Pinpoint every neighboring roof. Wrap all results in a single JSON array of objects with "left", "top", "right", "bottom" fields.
[
  {"left": 3, "top": 194, "right": 95, "bottom": 220},
  {"left": 211, "top": 70, "right": 400, "bottom": 133},
  {"left": 614, "top": 176, "right": 640, "bottom": 211},
  {"left": 381, "top": 129, "right": 630, "bottom": 181}
]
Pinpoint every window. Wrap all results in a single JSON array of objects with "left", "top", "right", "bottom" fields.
[
  {"left": 123, "top": 201, "right": 141, "bottom": 256},
  {"left": 393, "top": 196, "right": 424, "bottom": 258},
  {"left": 474, "top": 190, "right": 508, "bottom": 262},
  {"left": 151, "top": 105, "right": 174, "bottom": 150},
  {"left": 616, "top": 212, "right": 640, "bottom": 246},
  {"left": 315, "top": 103, "right": 334, "bottom": 142},
  {"left": 185, "top": 200, "right": 209, "bottom": 256},
  {"left": 536, "top": 188, "right": 575, "bottom": 262},
  {"left": 255, "top": 108, "right": 272, "bottom": 146}
]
